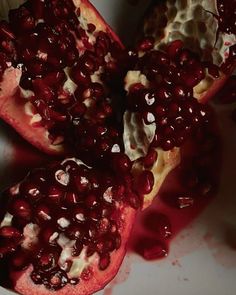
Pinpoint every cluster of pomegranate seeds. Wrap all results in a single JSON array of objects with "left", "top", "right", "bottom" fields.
[
  {"left": 0, "top": 158, "right": 139, "bottom": 290},
  {"left": 126, "top": 39, "right": 212, "bottom": 151},
  {"left": 0, "top": 0, "right": 125, "bottom": 153}
]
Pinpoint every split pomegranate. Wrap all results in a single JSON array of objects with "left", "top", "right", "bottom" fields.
[
  {"left": 0, "top": 0, "right": 235, "bottom": 294},
  {"left": 0, "top": 158, "right": 136, "bottom": 294}
]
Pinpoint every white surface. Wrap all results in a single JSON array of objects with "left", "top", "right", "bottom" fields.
[{"left": 0, "top": 1, "right": 236, "bottom": 295}]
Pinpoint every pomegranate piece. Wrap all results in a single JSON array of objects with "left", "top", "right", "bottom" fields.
[
  {"left": 123, "top": 0, "right": 236, "bottom": 208},
  {"left": 0, "top": 158, "right": 136, "bottom": 295},
  {"left": 0, "top": 0, "right": 125, "bottom": 155}
]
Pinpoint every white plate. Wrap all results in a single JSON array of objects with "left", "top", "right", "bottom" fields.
[{"left": 1, "top": 1, "right": 236, "bottom": 295}]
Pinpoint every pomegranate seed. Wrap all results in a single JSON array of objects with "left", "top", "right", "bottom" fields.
[
  {"left": 154, "top": 105, "right": 166, "bottom": 117},
  {"left": 127, "top": 190, "right": 142, "bottom": 209},
  {"left": 40, "top": 226, "right": 58, "bottom": 245},
  {"left": 162, "top": 138, "right": 175, "bottom": 151},
  {"left": 143, "top": 212, "right": 172, "bottom": 238},
  {"left": 31, "top": 271, "right": 43, "bottom": 285},
  {"left": 72, "top": 245, "right": 83, "bottom": 258},
  {"left": 137, "top": 37, "right": 155, "bottom": 52},
  {"left": 10, "top": 250, "right": 30, "bottom": 270},
  {"left": 70, "top": 66, "right": 91, "bottom": 86},
  {"left": 85, "top": 193, "right": 98, "bottom": 208},
  {"left": 45, "top": 269, "right": 68, "bottom": 291},
  {"left": 0, "top": 226, "right": 22, "bottom": 239},
  {"left": 30, "top": 0, "right": 45, "bottom": 19},
  {"left": 20, "top": 180, "right": 42, "bottom": 201},
  {"left": 65, "top": 224, "right": 85, "bottom": 240},
  {"left": 0, "top": 21, "right": 15, "bottom": 40},
  {"left": 79, "top": 54, "right": 96, "bottom": 74},
  {"left": 87, "top": 23, "right": 96, "bottom": 33},
  {"left": 36, "top": 249, "right": 59, "bottom": 271},
  {"left": 135, "top": 238, "right": 168, "bottom": 260},
  {"left": 99, "top": 253, "right": 111, "bottom": 270},
  {"left": 89, "top": 207, "right": 102, "bottom": 221},
  {"left": 113, "top": 232, "right": 121, "bottom": 250},
  {"left": 167, "top": 40, "right": 184, "bottom": 59},
  {"left": 81, "top": 267, "right": 93, "bottom": 281},
  {"left": 136, "top": 170, "right": 154, "bottom": 195},
  {"left": 86, "top": 243, "right": 96, "bottom": 257},
  {"left": 64, "top": 191, "right": 80, "bottom": 206},
  {"left": 27, "top": 61, "right": 47, "bottom": 76},
  {"left": 20, "top": 15, "right": 35, "bottom": 31},
  {"left": 47, "top": 185, "right": 64, "bottom": 204},
  {"left": 9, "top": 198, "right": 32, "bottom": 220},
  {"left": 34, "top": 203, "right": 52, "bottom": 223},
  {"left": 0, "top": 242, "right": 17, "bottom": 258},
  {"left": 143, "top": 149, "right": 158, "bottom": 168},
  {"left": 111, "top": 153, "right": 132, "bottom": 173},
  {"left": 33, "top": 79, "right": 55, "bottom": 101}
]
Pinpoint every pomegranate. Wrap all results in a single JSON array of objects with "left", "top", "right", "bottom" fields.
[
  {"left": 0, "top": 158, "right": 137, "bottom": 294},
  {"left": 0, "top": 0, "right": 235, "bottom": 294},
  {"left": 123, "top": 0, "right": 236, "bottom": 207},
  {"left": 0, "top": 0, "right": 125, "bottom": 155}
]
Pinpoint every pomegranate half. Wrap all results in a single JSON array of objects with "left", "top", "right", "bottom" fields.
[
  {"left": 0, "top": 0, "right": 125, "bottom": 156},
  {"left": 0, "top": 158, "right": 137, "bottom": 295},
  {"left": 123, "top": 0, "right": 236, "bottom": 207}
]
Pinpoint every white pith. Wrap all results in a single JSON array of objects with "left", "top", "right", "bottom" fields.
[
  {"left": 0, "top": 213, "right": 13, "bottom": 227},
  {"left": 143, "top": 0, "right": 236, "bottom": 65},
  {"left": 57, "top": 218, "right": 70, "bottom": 229},
  {"left": 124, "top": 71, "right": 149, "bottom": 91},
  {"left": 103, "top": 186, "right": 113, "bottom": 203},
  {"left": 21, "top": 223, "right": 40, "bottom": 250}
]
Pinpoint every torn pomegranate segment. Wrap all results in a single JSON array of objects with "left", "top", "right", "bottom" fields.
[
  {"left": 123, "top": 0, "right": 236, "bottom": 208},
  {"left": 0, "top": 158, "right": 136, "bottom": 294},
  {"left": 0, "top": 0, "right": 125, "bottom": 155}
]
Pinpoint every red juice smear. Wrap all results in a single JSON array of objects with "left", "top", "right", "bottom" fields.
[{"left": 129, "top": 112, "right": 221, "bottom": 260}]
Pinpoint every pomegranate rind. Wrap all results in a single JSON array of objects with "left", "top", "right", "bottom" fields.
[
  {"left": 0, "top": 0, "right": 123, "bottom": 155},
  {"left": 10, "top": 206, "right": 136, "bottom": 295},
  {"left": 78, "top": 0, "right": 124, "bottom": 49}
]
